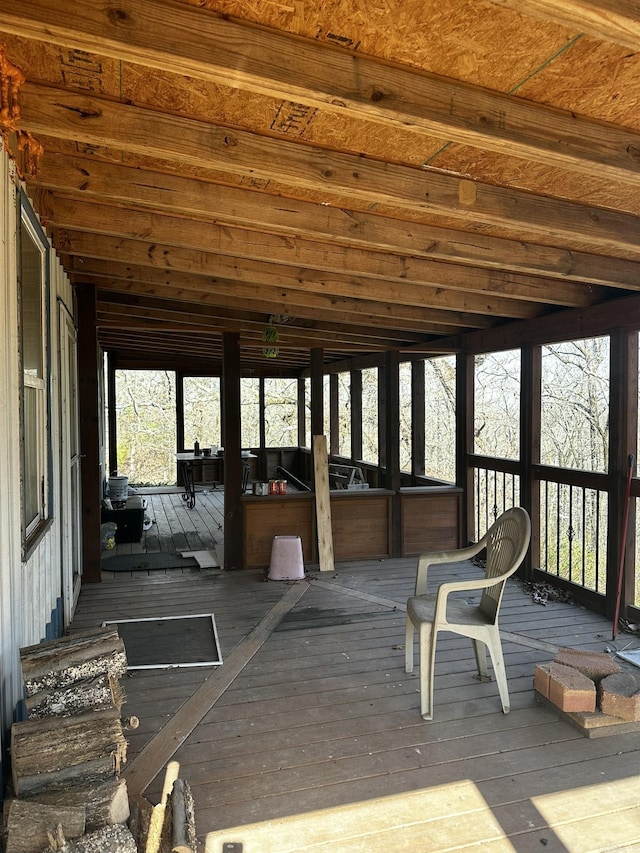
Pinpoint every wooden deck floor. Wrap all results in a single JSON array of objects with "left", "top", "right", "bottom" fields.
[
  {"left": 78, "top": 491, "right": 640, "bottom": 851},
  {"left": 106, "top": 486, "right": 225, "bottom": 558}
]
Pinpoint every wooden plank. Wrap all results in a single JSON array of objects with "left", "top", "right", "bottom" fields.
[
  {"left": 44, "top": 196, "right": 636, "bottom": 302},
  {"left": 57, "top": 214, "right": 595, "bottom": 317},
  {"left": 313, "top": 435, "right": 335, "bottom": 573},
  {"left": 57, "top": 211, "right": 640, "bottom": 294},
  {"left": 5, "top": 0, "right": 640, "bottom": 185},
  {"left": 331, "top": 494, "right": 391, "bottom": 560},
  {"left": 201, "top": 779, "right": 511, "bottom": 852},
  {"left": 243, "top": 497, "right": 314, "bottom": 569},
  {"left": 122, "top": 580, "right": 309, "bottom": 796},
  {"left": 28, "top": 131, "right": 640, "bottom": 255},
  {"left": 492, "top": 0, "right": 640, "bottom": 52},
  {"left": 400, "top": 489, "right": 462, "bottom": 554},
  {"left": 69, "top": 526, "right": 640, "bottom": 850}
]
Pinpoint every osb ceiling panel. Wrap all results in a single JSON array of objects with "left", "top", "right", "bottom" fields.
[
  {"left": 188, "top": 0, "right": 575, "bottom": 89},
  {"left": 3, "top": 0, "right": 640, "bottom": 373}
]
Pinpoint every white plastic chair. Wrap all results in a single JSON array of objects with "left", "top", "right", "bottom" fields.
[{"left": 405, "top": 506, "right": 531, "bottom": 720}]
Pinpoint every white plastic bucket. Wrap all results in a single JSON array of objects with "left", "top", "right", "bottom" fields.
[{"left": 108, "top": 475, "right": 129, "bottom": 501}]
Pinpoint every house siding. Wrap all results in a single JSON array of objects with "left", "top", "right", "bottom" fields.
[{"left": 0, "top": 151, "right": 80, "bottom": 796}]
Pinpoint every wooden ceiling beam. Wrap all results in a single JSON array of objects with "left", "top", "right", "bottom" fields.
[
  {"left": 3, "top": 0, "right": 640, "bottom": 185},
  {"left": 97, "top": 329, "right": 310, "bottom": 366},
  {"left": 57, "top": 227, "right": 613, "bottom": 311},
  {"left": 491, "top": 0, "right": 640, "bottom": 52},
  {"left": 96, "top": 294, "right": 431, "bottom": 346},
  {"left": 21, "top": 101, "right": 640, "bottom": 254},
  {"left": 68, "top": 250, "right": 552, "bottom": 321},
  {"left": 32, "top": 148, "right": 640, "bottom": 289},
  {"left": 92, "top": 276, "right": 480, "bottom": 335},
  {"left": 97, "top": 315, "right": 400, "bottom": 350},
  {"left": 40, "top": 182, "right": 640, "bottom": 286},
  {"left": 44, "top": 198, "right": 613, "bottom": 309}
]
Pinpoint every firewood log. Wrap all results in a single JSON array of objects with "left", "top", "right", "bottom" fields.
[
  {"left": 40, "top": 822, "right": 138, "bottom": 853},
  {"left": 171, "top": 779, "right": 197, "bottom": 853},
  {"left": 28, "top": 779, "right": 130, "bottom": 832},
  {"left": 11, "top": 709, "right": 127, "bottom": 797},
  {"left": 26, "top": 674, "right": 125, "bottom": 718},
  {"left": 20, "top": 627, "right": 127, "bottom": 696},
  {"left": 128, "top": 794, "right": 153, "bottom": 851},
  {"left": 5, "top": 800, "right": 84, "bottom": 853}
]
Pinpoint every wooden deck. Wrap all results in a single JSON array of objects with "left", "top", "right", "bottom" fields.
[
  {"left": 77, "top": 491, "right": 640, "bottom": 851},
  {"left": 107, "top": 486, "right": 225, "bottom": 558}
]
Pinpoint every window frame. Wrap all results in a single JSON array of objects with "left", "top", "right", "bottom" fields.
[{"left": 18, "top": 191, "right": 51, "bottom": 553}]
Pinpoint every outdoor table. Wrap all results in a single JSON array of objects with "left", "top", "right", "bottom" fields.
[{"left": 175, "top": 451, "right": 255, "bottom": 507}]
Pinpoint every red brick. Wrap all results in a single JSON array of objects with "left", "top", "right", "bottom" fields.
[
  {"left": 555, "top": 647, "right": 621, "bottom": 682},
  {"left": 546, "top": 662, "right": 596, "bottom": 713},
  {"left": 599, "top": 672, "right": 640, "bottom": 721},
  {"left": 534, "top": 664, "right": 552, "bottom": 699}
]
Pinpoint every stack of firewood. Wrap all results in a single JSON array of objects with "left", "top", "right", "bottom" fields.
[
  {"left": 4, "top": 625, "right": 198, "bottom": 852},
  {"left": 4, "top": 625, "right": 138, "bottom": 852}
]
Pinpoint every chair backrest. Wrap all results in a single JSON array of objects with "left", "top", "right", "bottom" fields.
[{"left": 479, "top": 507, "right": 531, "bottom": 622}]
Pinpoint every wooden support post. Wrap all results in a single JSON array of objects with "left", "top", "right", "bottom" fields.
[
  {"left": 520, "top": 344, "right": 541, "bottom": 577},
  {"left": 313, "top": 435, "right": 334, "bottom": 572},
  {"left": 385, "top": 351, "right": 402, "bottom": 556},
  {"left": 106, "top": 351, "right": 117, "bottom": 476},
  {"left": 222, "top": 332, "right": 242, "bottom": 570},
  {"left": 297, "top": 376, "right": 306, "bottom": 449},
  {"left": 457, "top": 352, "right": 474, "bottom": 544},
  {"left": 329, "top": 373, "right": 339, "bottom": 456},
  {"left": 350, "top": 369, "right": 362, "bottom": 462},
  {"left": 607, "top": 329, "right": 638, "bottom": 620},
  {"left": 310, "top": 348, "right": 324, "bottom": 440},
  {"left": 412, "top": 359, "right": 426, "bottom": 477},
  {"left": 76, "top": 285, "right": 101, "bottom": 583}
]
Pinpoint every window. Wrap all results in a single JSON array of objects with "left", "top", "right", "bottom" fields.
[
  {"left": 425, "top": 355, "right": 456, "bottom": 482},
  {"left": 474, "top": 350, "right": 521, "bottom": 460},
  {"left": 19, "top": 197, "right": 50, "bottom": 543},
  {"left": 337, "top": 372, "right": 351, "bottom": 457},
  {"left": 184, "top": 376, "right": 221, "bottom": 450},
  {"left": 264, "top": 377, "right": 298, "bottom": 446},
  {"left": 241, "top": 378, "right": 260, "bottom": 448},
  {"left": 361, "top": 367, "right": 378, "bottom": 464},
  {"left": 399, "top": 361, "right": 412, "bottom": 472},
  {"left": 115, "top": 369, "right": 176, "bottom": 485},
  {"left": 541, "top": 337, "right": 609, "bottom": 472}
]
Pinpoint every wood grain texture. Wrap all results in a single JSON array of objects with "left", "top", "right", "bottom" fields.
[
  {"left": 67, "top": 518, "right": 640, "bottom": 850},
  {"left": 313, "top": 435, "right": 335, "bottom": 572},
  {"left": 4, "top": 0, "right": 640, "bottom": 184}
]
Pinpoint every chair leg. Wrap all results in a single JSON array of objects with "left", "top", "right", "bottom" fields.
[
  {"left": 405, "top": 616, "right": 415, "bottom": 673},
  {"left": 472, "top": 639, "right": 488, "bottom": 678},
  {"left": 419, "top": 624, "right": 437, "bottom": 721},
  {"left": 487, "top": 631, "right": 510, "bottom": 714}
]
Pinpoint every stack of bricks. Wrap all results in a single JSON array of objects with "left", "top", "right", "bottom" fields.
[{"left": 534, "top": 647, "right": 640, "bottom": 736}]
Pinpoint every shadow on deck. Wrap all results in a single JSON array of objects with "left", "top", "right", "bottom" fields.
[{"left": 71, "top": 546, "right": 640, "bottom": 852}]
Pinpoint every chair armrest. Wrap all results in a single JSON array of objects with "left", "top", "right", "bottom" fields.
[
  {"left": 414, "top": 537, "right": 488, "bottom": 595},
  {"left": 433, "top": 571, "right": 512, "bottom": 616}
]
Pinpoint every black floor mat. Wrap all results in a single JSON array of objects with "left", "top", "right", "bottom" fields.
[
  {"left": 101, "top": 552, "right": 199, "bottom": 572},
  {"left": 104, "top": 614, "right": 222, "bottom": 668}
]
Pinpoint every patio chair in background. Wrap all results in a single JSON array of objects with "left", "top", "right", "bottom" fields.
[{"left": 405, "top": 506, "right": 531, "bottom": 720}]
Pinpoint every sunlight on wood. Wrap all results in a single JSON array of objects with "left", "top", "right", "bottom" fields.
[
  {"left": 532, "top": 776, "right": 640, "bottom": 852},
  {"left": 204, "top": 780, "right": 516, "bottom": 852}
]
